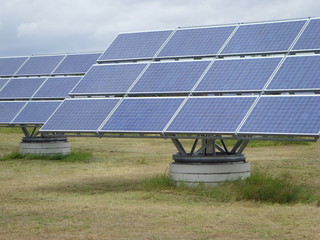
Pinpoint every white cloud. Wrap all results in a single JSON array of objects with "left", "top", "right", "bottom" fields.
[{"left": 0, "top": 0, "right": 319, "bottom": 56}]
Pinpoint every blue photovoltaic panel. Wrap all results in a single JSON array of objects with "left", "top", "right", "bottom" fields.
[
  {"left": 33, "top": 77, "right": 81, "bottom": 99},
  {"left": 267, "top": 55, "right": 320, "bottom": 91},
  {"left": 53, "top": 53, "right": 101, "bottom": 75},
  {"left": 41, "top": 98, "right": 119, "bottom": 132},
  {"left": 16, "top": 55, "right": 65, "bottom": 76},
  {"left": 222, "top": 20, "right": 306, "bottom": 54},
  {"left": 12, "top": 101, "right": 62, "bottom": 124},
  {"left": 166, "top": 97, "right": 256, "bottom": 133},
  {"left": 0, "top": 57, "right": 28, "bottom": 76},
  {"left": 70, "top": 63, "right": 147, "bottom": 95},
  {"left": 195, "top": 57, "right": 281, "bottom": 93},
  {"left": 0, "top": 78, "right": 10, "bottom": 90},
  {"left": 0, "top": 78, "right": 46, "bottom": 99},
  {"left": 239, "top": 96, "right": 320, "bottom": 135},
  {"left": 130, "top": 61, "right": 210, "bottom": 94},
  {"left": 293, "top": 19, "right": 320, "bottom": 51},
  {"left": 98, "top": 30, "right": 173, "bottom": 61},
  {"left": 157, "top": 26, "right": 235, "bottom": 58},
  {"left": 0, "top": 101, "right": 26, "bottom": 124},
  {"left": 101, "top": 98, "right": 184, "bottom": 132}
]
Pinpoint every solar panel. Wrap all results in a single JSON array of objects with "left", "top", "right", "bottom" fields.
[
  {"left": 130, "top": 61, "right": 210, "bottom": 94},
  {"left": 222, "top": 20, "right": 306, "bottom": 55},
  {"left": 70, "top": 63, "right": 147, "bottom": 96},
  {"left": 266, "top": 55, "right": 320, "bottom": 92},
  {"left": 101, "top": 98, "right": 184, "bottom": 132},
  {"left": 33, "top": 77, "right": 81, "bottom": 99},
  {"left": 0, "top": 78, "right": 46, "bottom": 99},
  {"left": 238, "top": 96, "right": 320, "bottom": 135},
  {"left": 194, "top": 57, "right": 281, "bottom": 93},
  {"left": 40, "top": 98, "right": 120, "bottom": 132},
  {"left": 0, "top": 101, "right": 27, "bottom": 124},
  {"left": 0, "top": 78, "right": 10, "bottom": 91},
  {"left": 157, "top": 25, "right": 236, "bottom": 58},
  {"left": 98, "top": 30, "right": 173, "bottom": 62},
  {"left": 0, "top": 57, "right": 28, "bottom": 76},
  {"left": 16, "top": 55, "right": 65, "bottom": 76},
  {"left": 12, "top": 101, "right": 62, "bottom": 124},
  {"left": 292, "top": 19, "right": 320, "bottom": 51},
  {"left": 53, "top": 53, "right": 101, "bottom": 75},
  {"left": 166, "top": 96, "right": 257, "bottom": 133}
]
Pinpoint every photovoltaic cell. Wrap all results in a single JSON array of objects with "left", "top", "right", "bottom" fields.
[
  {"left": 53, "top": 53, "right": 101, "bottom": 75},
  {"left": 266, "top": 55, "right": 320, "bottom": 91},
  {"left": 166, "top": 97, "right": 256, "bottom": 133},
  {"left": 70, "top": 63, "right": 147, "bottom": 95},
  {"left": 0, "top": 101, "right": 27, "bottom": 124},
  {"left": 98, "top": 30, "right": 173, "bottom": 62},
  {"left": 239, "top": 96, "right": 320, "bottom": 135},
  {"left": 33, "top": 77, "right": 81, "bottom": 99},
  {"left": 157, "top": 26, "right": 235, "bottom": 58},
  {"left": 101, "top": 98, "right": 184, "bottom": 132},
  {"left": 0, "top": 57, "right": 28, "bottom": 76},
  {"left": 222, "top": 20, "right": 306, "bottom": 54},
  {"left": 41, "top": 98, "right": 119, "bottom": 132},
  {"left": 130, "top": 61, "right": 210, "bottom": 94},
  {"left": 16, "top": 55, "right": 65, "bottom": 76},
  {"left": 293, "top": 19, "right": 320, "bottom": 51},
  {"left": 12, "top": 101, "right": 62, "bottom": 124},
  {"left": 0, "top": 78, "right": 46, "bottom": 99},
  {"left": 195, "top": 57, "right": 281, "bottom": 93}
]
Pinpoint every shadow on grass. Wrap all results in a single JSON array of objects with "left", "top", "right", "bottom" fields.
[{"left": 36, "top": 177, "right": 144, "bottom": 195}]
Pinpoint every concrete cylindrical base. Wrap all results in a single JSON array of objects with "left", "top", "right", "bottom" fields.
[
  {"left": 19, "top": 141, "right": 71, "bottom": 155},
  {"left": 169, "top": 161, "right": 250, "bottom": 187}
]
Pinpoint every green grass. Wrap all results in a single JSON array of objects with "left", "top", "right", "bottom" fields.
[
  {"left": 1, "top": 151, "right": 92, "bottom": 162},
  {"left": 143, "top": 172, "right": 318, "bottom": 204}
]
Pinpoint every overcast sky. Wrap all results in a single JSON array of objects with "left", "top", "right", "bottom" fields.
[{"left": 0, "top": 0, "right": 319, "bottom": 57}]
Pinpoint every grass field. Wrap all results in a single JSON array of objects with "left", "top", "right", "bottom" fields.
[{"left": 0, "top": 131, "right": 319, "bottom": 239}]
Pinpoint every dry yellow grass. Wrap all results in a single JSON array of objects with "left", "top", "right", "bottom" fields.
[{"left": 0, "top": 133, "right": 319, "bottom": 239}]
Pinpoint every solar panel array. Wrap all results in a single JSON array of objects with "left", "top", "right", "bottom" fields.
[
  {"left": 0, "top": 52, "right": 102, "bottom": 126},
  {"left": 0, "top": 17, "right": 319, "bottom": 139},
  {"left": 41, "top": 17, "right": 320, "bottom": 139}
]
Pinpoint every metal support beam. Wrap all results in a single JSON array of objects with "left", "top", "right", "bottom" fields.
[
  {"left": 230, "top": 140, "right": 244, "bottom": 154},
  {"left": 220, "top": 139, "right": 229, "bottom": 153},
  {"left": 238, "top": 140, "right": 249, "bottom": 154},
  {"left": 190, "top": 139, "right": 199, "bottom": 155},
  {"left": 171, "top": 138, "right": 187, "bottom": 155}
]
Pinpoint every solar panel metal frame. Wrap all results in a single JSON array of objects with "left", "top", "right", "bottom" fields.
[
  {"left": 237, "top": 95, "right": 320, "bottom": 137},
  {"left": 15, "top": 54, "right": 66, "bottom": 77},
  {"left": 99, "top": 97, "right": 185, "bottom": 134},
  {"left": 128, "top": 59, "right": 211, "bottom": 95},
  {"left": 290, "top": 17, "right": 320, "bottom": 53},
  {"left": 192, "top": 56, "right": 283, "bottom": 94},
  {"left": 220, "top": 18, "right": 308, "bottom": 57},
  {"left": 164, "top": 95, "right": 258, "bottom": 135},
  {"left": 0, "top": 56, "right": 29, "bottom": 77},
  {"left": 0, "top": 101, "right": 28, "bottom": 124},
  {"left": 11, "top": 100, "right": 63, "bottom": 125},
  {"left": 264, "top": 54, "right": 320, "bottom": 93},
  {"left": 0, "top": 77, "right": 48, "bottom": 100},
  {"left": 32, "top": 76, "right": 82, "bottom": 99},
  {"left": 97, "top": 29, "right": 175, "bottom": 63},
  {"left": 52, "top": 52, "right": 102, "bottom": 76},
  {"left": 69, "top": 63, "right": 148, "bottom": 97},
  {"left": 154, "top": 24, "right": 238, "bottom": 60},
  {"left": 40, "top": 98, "right": 122, "bottom": 133}
]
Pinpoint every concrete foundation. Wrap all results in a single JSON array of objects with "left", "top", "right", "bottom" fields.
[
  {"left": 169, "top": 161, "right": 250, "bottom": 187},
  {"left": 19, "top": 138, "right": 71, "bottom": 155}
]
